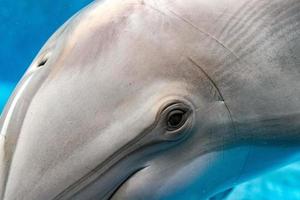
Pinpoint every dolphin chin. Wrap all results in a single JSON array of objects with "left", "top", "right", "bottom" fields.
[
  {"left": 54, "top": 165, "right": 147, "bottom": 200},
  {"left": 108, "top": 167, "right": 147, "bottom": 200},
  {"left": 1, "top": 0, "right": 300, "bottom": 199}
]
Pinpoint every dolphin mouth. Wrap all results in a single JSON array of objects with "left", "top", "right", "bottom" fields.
[
  {"left": 52, "top": 165, "right": 146, "bottom": 200},
  {"left": 108, "top": 167, "right": 146, "bottom": 200}
]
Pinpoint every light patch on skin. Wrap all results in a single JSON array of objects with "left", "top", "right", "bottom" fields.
[
  {"left": 67, "top": 0, "right": 143, "bottom": 50},
  {"left": 0, "top": 75, "right": 33, "bottom": 137}
]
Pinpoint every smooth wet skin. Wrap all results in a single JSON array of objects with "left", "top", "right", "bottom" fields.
[{"left": 1, "top": 0, "right": 300, "bottom": 199}]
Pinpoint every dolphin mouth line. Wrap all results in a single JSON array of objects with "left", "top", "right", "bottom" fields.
[
  {"left": 53, "top": 118, "right": 158, "bottom": 199},
  {"left": 107, "top": 166, "right": 147, "bottom": 200},
  {"left": 53, "top": 166, "right": 146, "bottom": 200}
]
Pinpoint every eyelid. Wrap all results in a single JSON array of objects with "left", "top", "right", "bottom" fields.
[{"left": 161, "top": 102, "right": 191, "bottom": 116}]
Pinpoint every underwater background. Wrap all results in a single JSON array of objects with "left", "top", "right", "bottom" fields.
[{"left": 0, "top": 0, "right": 299, "bottom": 199}]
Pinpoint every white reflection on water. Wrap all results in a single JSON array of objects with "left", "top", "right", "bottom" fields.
[{"left": 227, "top": 162, "right": 300, "bottom": 200}]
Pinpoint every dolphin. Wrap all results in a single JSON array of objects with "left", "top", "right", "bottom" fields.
[{"left": 1, "top": 0, "right": 300, "bottom": 199}]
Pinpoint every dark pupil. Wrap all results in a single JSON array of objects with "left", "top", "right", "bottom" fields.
[{"left": 168, "top": 111, "right": 184, "bottom": 128}]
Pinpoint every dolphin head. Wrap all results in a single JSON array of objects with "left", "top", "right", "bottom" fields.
[{"left": 1, "top": 0, "right": 300, "bottom": 199}]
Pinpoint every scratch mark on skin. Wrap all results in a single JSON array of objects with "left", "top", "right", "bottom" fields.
[
  {"left": 167, "top": 8, "right": 241, "bottom": 61},
  {"left": 187, "top": 57, "right": 237, "bottom": 136},
  {"left": 161, "top": 5, "right": 258, "bottom": 85},
  {"left": 143, "top": 1, "right": 169, "bottom": 17},
  {"left": 187, "top": 57, "right": 225, "bottom": 102},
  {"left": 143, "top": 2, "right": 241, "bottom": 61}
]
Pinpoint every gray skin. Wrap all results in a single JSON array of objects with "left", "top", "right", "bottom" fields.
[{"left": 0, "top": 0, "right": 300, "bottom": 199}]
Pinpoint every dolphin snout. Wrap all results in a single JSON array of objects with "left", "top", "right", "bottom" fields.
[{"left": 0, "top": 89, "right": 150, "bottom": 200}]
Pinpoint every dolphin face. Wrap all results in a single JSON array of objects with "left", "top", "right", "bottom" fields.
[
  {"left": 1, "top": 0, "right": 300, "bottom": 199},
  {"left": 0, "top": 1, "right": 234, "bottom": 199}
]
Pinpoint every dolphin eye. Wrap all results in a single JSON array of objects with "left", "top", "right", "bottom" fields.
[
  {"left": 160, "top": 101, "right": 193, "bottom": 140},
  {"left": 167, "top": 109, "right": 187, "bottom": 131}
]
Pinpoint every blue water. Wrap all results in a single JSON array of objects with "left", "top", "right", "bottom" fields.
[{"left": 0, "top": 1, "right": 299, "bottom": 199}]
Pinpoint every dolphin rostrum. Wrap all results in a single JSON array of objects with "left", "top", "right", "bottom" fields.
[{"left": 0, "top": 0, "right": 300, "bottom": 199}]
